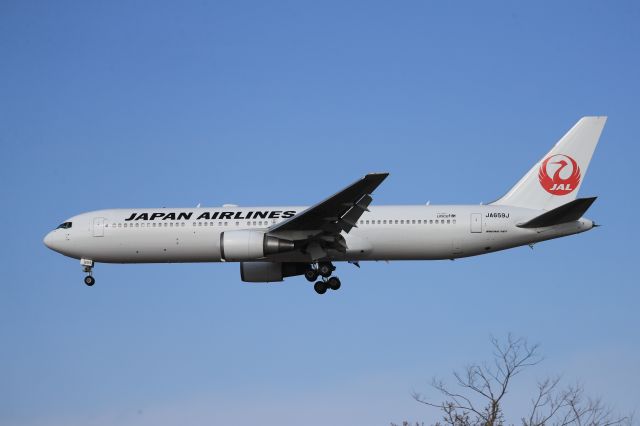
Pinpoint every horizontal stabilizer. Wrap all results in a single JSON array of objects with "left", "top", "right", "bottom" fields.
[{"left": 517, "top": 197, "right": 597, "bottom": 228}]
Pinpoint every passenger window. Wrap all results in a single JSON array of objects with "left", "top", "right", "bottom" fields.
[
  {"left": 383, "top": 220, "right": 387, "bottom": 224},
  {"left": 219, "top": 222, "right": 223, "bottom": 226},
  {"left": 366, "top": 220, "right": 369, "bottom": 224},
  {"left": 447, "top": 219, "right": 450, "bottom": 224},
  {"left": 395, "top": 220, "right": 398, "bottom": 224},
  {"left": 412, "top": 220, "right": 416, "bottom": 224},
  {"left": 435, "top": 220, "right": 439, "bottom": 224},
  {"left": 400, "top": 220, "right": 404, "bottom": 224},
  {"left": 453, "top": 219, "right": 456, "bottom": 224},
  {"left": 236, "top": 222, "right": 240, "bottom": 226},
  {"left": 204, "top": 222, "right": 208, "bottom": 226},
  {"left": 429, "top": 220, "right": 433, "bottom": 224}
]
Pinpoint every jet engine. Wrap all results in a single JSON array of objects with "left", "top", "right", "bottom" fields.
[
  {"left": 220, "top": 230, "right": 295, "bottom": 261},
  {"left": 240, "top": 262, "right": 308, "bottom": 282}
]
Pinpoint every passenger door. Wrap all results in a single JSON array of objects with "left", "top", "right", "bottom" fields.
[
  {"left": 93, "top": 217, "right": 105, "bottom": 237},
  {"left": 470, "top": 213, "right": 482, "bottom": 233}
]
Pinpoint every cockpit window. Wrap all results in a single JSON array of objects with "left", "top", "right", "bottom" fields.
[{"left": 56, "top": 222, "right": 72, "bottom": 229}]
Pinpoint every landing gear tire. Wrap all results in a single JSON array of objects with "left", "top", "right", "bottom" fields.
[
  {"left": 84, "top": 275, "right": 95, "bottom": 286},
  {"left": 327, "top": 277, "right": 341, "bottom": 291},
  {"left": 304, "top": 269, "right": 319, "bottom": 282},
  {"left": 318, "top": 263, "right": 333, "bottom": 278},
  {"left": 314, "top": 281, "right": 327, "bottom": 295}
]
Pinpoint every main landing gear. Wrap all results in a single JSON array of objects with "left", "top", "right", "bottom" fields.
[
  {"left": 306, "top": 262, "right": 341, "bottom": 295},
  {"left": 81, "top": 258, "right": 95, "bottom": 287}
]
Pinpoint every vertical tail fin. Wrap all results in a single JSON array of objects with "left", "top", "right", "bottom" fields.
[{"left": 492, "top": 116, "right": 607, "bottom": 211}]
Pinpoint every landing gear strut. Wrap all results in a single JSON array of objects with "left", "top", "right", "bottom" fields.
[
  {"left": 309, "top": 262, "right": 341, "bottom": 294},
  {"left": 81, "top": 258, "right": 95, "bottom": 287}
]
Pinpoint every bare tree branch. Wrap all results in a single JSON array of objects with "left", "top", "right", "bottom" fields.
[{"left": 398, "top": 335, "right": 633, "bottom": 426}]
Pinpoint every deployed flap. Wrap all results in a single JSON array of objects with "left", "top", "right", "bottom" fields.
[
  {"left": 518, "top": 197, "right": 597, "bottom": 228},
  {"left": 268, "top": 173, "right": 389, "bottom": 234}
]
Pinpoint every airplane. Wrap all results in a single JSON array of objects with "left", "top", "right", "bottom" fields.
[{"left": 44, "top": 117, "right": 606, "bottom": 294}]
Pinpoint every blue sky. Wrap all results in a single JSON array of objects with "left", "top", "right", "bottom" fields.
[{"left": 1, "top": 1, "right": 639, "bottom": 425}]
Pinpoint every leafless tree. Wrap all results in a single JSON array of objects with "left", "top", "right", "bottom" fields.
[{"left": 396, "top": 335, "right": 632, "bottom": 426}]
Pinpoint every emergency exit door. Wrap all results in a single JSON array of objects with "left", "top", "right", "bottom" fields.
[
  {"left": 93, "top": 217, "right": 105, "bottom": 237},
  {"left": 470, "top": 213, "right": 482, "bottom": 233}
]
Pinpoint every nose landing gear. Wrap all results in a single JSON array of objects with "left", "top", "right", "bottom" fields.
[
  {"left": 81, "top": 258, "right": 95, "bottom": 286},
  {"left": 309, "top": 262, "right": 341, "bottom": 295}
]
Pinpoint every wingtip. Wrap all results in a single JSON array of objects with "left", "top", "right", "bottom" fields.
[{"left": 365, "top": 172, "right": 390, "bottom": 178}]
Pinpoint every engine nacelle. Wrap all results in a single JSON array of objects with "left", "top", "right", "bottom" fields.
[
  {"left": 240, "top": 262, "right": 308, "bottom": 283},
  {"left": 220, "top": 230, "right": 295, "bottom": 261}
]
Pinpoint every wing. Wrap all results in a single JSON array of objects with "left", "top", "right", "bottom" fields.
[{"left": 268, "top": 173, "right": 389, "bottom": 258}]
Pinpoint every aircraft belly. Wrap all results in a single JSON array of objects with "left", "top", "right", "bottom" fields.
[
  {"left": 357, "top": 225, "right": 529, "bottom": 260},
  {"left": 360, "top": 228, "right": 459, "bottom": 260},
  {"left": 90, "top": 229, "right": 222, "bottom": 263}
]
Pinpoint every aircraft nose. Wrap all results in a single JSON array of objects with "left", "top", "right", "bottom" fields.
[{"left": 44, "top": 231, "right": 60, "bottom": 251}]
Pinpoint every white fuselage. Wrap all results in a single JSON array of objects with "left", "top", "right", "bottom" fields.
[
  {"left": 43, "top": 205, "right": 594, "bottom": 264},
  {"left": 42, "top": 117, "right": 606, "bottom": 290}
]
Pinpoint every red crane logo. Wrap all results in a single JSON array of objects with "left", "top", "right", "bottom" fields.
[{"left": 538, "top": 154, "right": 581, "bottom": 195}]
